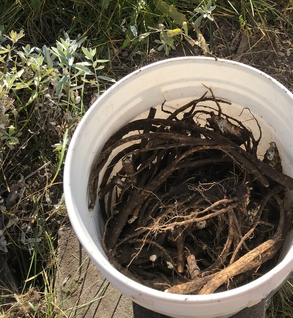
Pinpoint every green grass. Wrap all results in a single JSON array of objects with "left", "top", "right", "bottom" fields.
[
  {"left": 0, "top": 0, "right": 293, "bottom": 317},
  {"left": 0, "top": 1, "right": 290, "bottom": 56}
]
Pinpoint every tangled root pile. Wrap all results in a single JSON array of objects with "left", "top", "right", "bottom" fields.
[{"left": 88, "top": 87, "right": 293, "bottom": 294}]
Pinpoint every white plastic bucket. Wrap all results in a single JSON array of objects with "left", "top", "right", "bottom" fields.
[{"left": 64, "top": 57, "right": 293, "bottom": 318}]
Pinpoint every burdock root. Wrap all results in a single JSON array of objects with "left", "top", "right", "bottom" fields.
[{"left": 88, "top": 87, "right": 293, "bottom": 294}]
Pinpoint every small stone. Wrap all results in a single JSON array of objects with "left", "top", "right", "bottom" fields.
[
  {"left": 149, "top": 254, "right": 157, "bottom": 262},
  {"left": 166, "top": 261, "right": 173, "bottom": 269}
]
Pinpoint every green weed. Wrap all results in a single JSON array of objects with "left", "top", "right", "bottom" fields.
[{"left": 0, "top": 29, "right": 114, "bottom": 317}]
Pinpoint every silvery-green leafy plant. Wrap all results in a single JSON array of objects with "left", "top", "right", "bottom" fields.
[
  {"left": 194, "top": 0, "right": 216, "bottom": 27},
  {"left": 0, "top": 30, "right": 115, "bottom": 156}
]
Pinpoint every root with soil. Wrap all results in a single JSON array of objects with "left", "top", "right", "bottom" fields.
[{"left": 88, "top": 87, "right": 293, "bottom": 294}]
